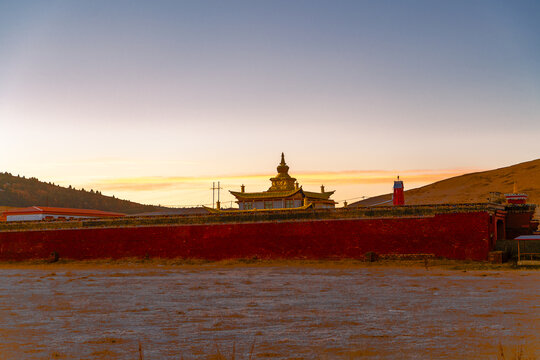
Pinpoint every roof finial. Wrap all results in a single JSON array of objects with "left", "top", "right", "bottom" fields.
[{"left": 276, "top": 152, "right": 289, "bottom": 175}]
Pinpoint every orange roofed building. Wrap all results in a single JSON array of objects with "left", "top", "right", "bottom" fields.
[
  {"left": 1, "top": 206, "right": 125, "bottom": 222},
  {"left": 229, "top": 153, "right": 336, "bottom": 211}
]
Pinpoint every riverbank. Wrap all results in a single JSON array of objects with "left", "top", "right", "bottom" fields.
[{"left": 0, "top": 257, "right": 537, "bottom": 271}]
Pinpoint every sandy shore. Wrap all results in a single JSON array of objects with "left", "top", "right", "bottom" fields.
[{"left": 0, "top": 258, "right": 536, "bottom": 271}]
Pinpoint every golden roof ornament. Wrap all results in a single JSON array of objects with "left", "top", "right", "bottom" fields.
[
  {"left": 277, "top": 152, "right": 289, "bottom": 175},
  {"left": 268, "top": 152, "right": 297, "bottom": 191}
]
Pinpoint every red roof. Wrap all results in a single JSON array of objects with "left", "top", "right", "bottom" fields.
[{"left": 2, "top": 206, "right": 124, "bottom": 218}]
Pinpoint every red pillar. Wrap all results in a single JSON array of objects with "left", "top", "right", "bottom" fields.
[{"left": 393, "top": 177, "right": 404, "bottom": 206}]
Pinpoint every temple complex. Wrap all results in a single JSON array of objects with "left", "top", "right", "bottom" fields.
[{"left": 229, "top": 153, "right": 336, "bottom": 210}]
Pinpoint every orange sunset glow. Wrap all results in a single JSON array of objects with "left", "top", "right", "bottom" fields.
[{"left": 84, "top": 167, "right": 476, "bottom": 206}]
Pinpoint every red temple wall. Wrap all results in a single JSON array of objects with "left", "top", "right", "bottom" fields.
[
  {"left": 505, "top": 211, "right": 536, "bottom": 239},
  {"left": 0, "top": 212, "right": 492, "bottom": 261}
]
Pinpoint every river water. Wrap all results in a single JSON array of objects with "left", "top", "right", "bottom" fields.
[{"left": 0, "top": 265, "right": 538, "bottom": 359}]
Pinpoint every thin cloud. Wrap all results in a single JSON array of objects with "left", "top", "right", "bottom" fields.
[{"left": 89, "top": 168, "right": 478, "bottom": 192}]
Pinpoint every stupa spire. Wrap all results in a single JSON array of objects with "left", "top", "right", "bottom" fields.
[{"left": 277, "top": 152, "right": 289, "bottom": 174}]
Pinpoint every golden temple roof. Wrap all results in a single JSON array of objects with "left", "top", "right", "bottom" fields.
[
  {"left": 230, "top": 188, "right": 302, "bottom": 199},
  {"left": 303, "top": 190, "right": 336, "bottom": 200},
  {"left": 230, "top": 188, "right": 335, "bottom": 201}
]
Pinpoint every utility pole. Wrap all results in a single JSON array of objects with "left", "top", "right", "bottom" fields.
[
  {"left": 211, "top": 182, "right": 215, "bottom": 208},
  {"left": 211, "top": 181, "right": 223, "bottom": 209},
  {"left": 217, "top": 181, "right": 222, "bottom": 209}
]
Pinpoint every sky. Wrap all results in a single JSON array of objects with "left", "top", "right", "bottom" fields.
[{"left": 1, "top": 0, "right": 539, "bottom": 207}]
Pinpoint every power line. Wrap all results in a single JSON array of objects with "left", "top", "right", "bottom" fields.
[{"left": 336, "top": 195, "right": 368, "bottom": 202}]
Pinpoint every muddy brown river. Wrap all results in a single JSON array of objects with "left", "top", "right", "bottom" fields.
[{"left": 0, "top": 264, "right": 538, "bottom": 359}]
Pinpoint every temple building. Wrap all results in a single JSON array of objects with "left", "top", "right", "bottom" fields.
[
  {"left": 229, "top": 153, "right": 336, "bottom": 210},
  {"left": 505, "top": 182, "right": 528, "bottom": 205}
]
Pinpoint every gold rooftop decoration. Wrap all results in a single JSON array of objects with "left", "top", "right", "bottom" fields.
[
  {"left": 268, "top": 152, "right": 297, "bottom": 192},
  {"left": 226, "top": 153, "right": 336, "bottom": 212}
]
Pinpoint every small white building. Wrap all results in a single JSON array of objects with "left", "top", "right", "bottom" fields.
[{"left": 1, "top": 206, "right": 124, "bottom": 222}]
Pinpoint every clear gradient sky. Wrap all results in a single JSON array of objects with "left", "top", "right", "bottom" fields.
[{"left": 1, "top": 1, "right": 539, "bottom": 207}]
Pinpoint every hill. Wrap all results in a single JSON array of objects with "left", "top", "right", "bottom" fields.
[
  {"left": 350, "top": 158, "right": 540, "bottom": 207},
  {"left": 0, "top": 172, "right": 165, "bottom": 214}
]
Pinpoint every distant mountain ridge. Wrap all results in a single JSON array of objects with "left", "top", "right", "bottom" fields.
[
  {"left": 350, "top": 158, "right": 540, "bottom": 208},
  {"left": 0, "top": 172, "right": 165, "bottom": 214}
]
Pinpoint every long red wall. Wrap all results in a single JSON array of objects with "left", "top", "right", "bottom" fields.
[{"left": 0, "top": 212, "right": 492, "bottom": 261}]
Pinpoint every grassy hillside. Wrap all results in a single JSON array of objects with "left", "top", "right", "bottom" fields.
[
  {"left": 0, "top": 172, "right": 165, "bottom": 214},
  {"left": 350, "top": 158, "right": 540, "bottom": 207}
]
